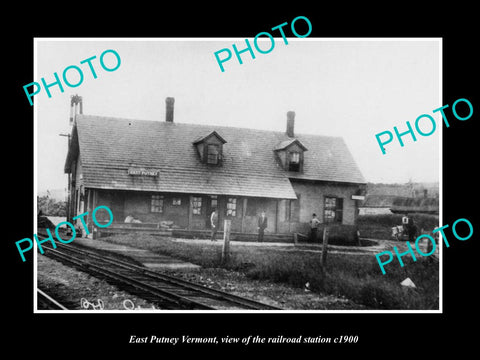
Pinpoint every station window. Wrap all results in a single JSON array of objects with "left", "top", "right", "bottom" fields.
[
  {"left": 324, "top": 197, "right": 343, "bottom": 223},
  {"left": 210, "top": 195, "right": 218, "bottom": 209},
  {"left": 192, "top": 196, "right": 202, "bottom": 215},
  {"left": 288, "top": 151, "right": 301, "bottom": 171},
  {"left": 226, "top": 197, "right": 237, "bottom": 216},
  {"left": 151, "top": 195, "right": 164, "bottom": 213},
  {"left": 172, "top": 198, "right": 182, "bottom": 206},
  {"left": 207, "top": 144, "right": 220, "bottom": 165}
]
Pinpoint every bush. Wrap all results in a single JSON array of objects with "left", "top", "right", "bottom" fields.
[{"left": 37, "top": 195, "right": 67, "bottom": 216}]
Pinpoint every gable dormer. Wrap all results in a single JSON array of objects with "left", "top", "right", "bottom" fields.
[
  {"left": 274, "top": 138, "right": 308, "bottom": 172},
  {"left": 193, "top": 131, "right": 227, "bottom": 165}
]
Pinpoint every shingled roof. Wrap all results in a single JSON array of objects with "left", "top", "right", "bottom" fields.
[{"left": 65, "top": 115, "right": 365, "bottom": 199}]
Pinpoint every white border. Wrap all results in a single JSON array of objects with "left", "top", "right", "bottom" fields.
[
  {"left": 33, "top": 38, "right": 39, "bottom": 312},
  {"left": 33, "top": 37, "right": 443, "bottom": 314}
]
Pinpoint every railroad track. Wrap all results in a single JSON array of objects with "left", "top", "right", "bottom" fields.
[
  {"left": 37, "top": 288, "right": 69, "bottom": 310},
  {"left": 39, "top": 240, "right": 280, "bottom": 310}
]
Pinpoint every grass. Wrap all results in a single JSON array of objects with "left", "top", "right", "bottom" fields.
[{"left": 100, "top": 233, "right": 439, "bottom": 310}]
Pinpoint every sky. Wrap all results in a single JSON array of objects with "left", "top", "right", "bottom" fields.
[{"left": 35, "top": 38, "right": 441, "bottom": 197}]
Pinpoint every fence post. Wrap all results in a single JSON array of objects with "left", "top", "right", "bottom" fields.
[
  {"left": 222, "top": 219, "right": 232, "bottom": 263},
  {"left": 321, "top": 226, "right": 329, "bottom": 268},
  {"left": 319, "top": 225, "right": 329, "bottom": 289}
]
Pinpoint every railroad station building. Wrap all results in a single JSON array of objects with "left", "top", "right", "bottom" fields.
[{"left": 64, "top": 97, "right": 366, "bottom": 243}]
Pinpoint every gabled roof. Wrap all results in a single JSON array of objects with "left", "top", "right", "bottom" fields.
[
  {"left": 273, "top": 138, "right": 308, "bottom": 152},
  {"left": 192, "top": 130, "right": 227, "bottom": 145},
  {"left": 65, "top": 115, "right": 365, "bottom": 199}
]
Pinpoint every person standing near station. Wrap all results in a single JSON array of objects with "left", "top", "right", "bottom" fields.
[
  {"left": 402, "top": 213, "right": 417, "bottom": 241},
  {"left": 407, "top": 216, "right": 417, "bottom": 242},
  {"left": 257, "top": 210, "right": 268, "bottom": 242},
  {"left": 210, "top": 208, "right": 218, "bottom": 241},
  {"left": 309, "top": 213, "right": 321, "bottom": 242}
]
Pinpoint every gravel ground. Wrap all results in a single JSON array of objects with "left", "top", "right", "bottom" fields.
[
  {"left": 37, "top": 252, "right": 366, "bottom": 311},
  {"left": 37, "top": 254, "right": 159, "bottom": 310},
  {"left": 166, "top": 267, "right": 366, "bottom": 310}
]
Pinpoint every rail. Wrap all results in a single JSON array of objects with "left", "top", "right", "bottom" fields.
[{"left": 38, "top": 238, "right": 280, "bottom": 311}]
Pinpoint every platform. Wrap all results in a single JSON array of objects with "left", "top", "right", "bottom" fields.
[{"left": 73, "top": 237, "right": 201, "bottom": 271}]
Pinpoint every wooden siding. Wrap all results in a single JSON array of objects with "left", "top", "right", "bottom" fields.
[{"left": 78, "top": 181, "right": 362, "bottom": 236}]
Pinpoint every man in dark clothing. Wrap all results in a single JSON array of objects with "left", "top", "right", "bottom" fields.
[
  {"left": 407, "top": 216, "right": 417, "bottom": 242},
  {"left": 257, "top": 211, "right": 268, "bottom": 242},
  {"left": 402, "top": 213, "right": 417, "bottom": 241},
  {"left": 309, "top": 213, "right": 321, "bottom": 242}
]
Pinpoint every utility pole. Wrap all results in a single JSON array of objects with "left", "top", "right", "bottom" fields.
[
  {"left": 59, "top": 133, "right": 71, "bottom": 224},
  {"left": 62, "top": 94, "right": 82, "bottom": 231}
]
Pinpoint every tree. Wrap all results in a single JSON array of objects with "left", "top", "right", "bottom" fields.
[{"left": 37, "top": 195, "right": 67, "bottom": 216}]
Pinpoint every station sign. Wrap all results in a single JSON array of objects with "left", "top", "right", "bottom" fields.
[
  {"left": 351, "top": 195, "right": 365, "bottom": 200},
  {"left": 127, "top": 167, "right": 159, "bottom": 177}
]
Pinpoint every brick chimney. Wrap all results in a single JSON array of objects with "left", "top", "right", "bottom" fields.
[
  {"left": 286, "top": 111, "right": 295, "bottom": 137},
  {"left": 69, "top": 94, "right": 83, "bottom": 125},
  {"left": 165, "top": 97, "right": 175, "bottom": 122}
]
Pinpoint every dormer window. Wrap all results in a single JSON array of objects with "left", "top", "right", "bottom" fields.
[
  {"left": 288, "top": 151, "right": 300, "bottom": 171},
  {"left": 193, "top": 131, "right": 227, "bottom": 166},
  {"left": 274, "top": 138, "right": 308, "bottom": 173},
  {"left": 207, "top": 144, "right": 220, "bottom": 164}
]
